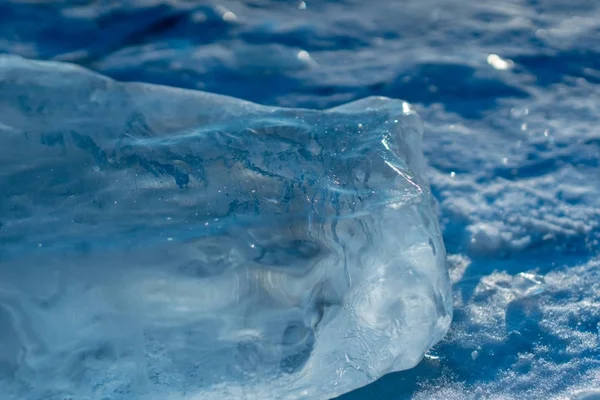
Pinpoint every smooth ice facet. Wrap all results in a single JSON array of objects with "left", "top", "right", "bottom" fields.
[{"left": 0, "top": 56, "right": 452, "bottom": 400}]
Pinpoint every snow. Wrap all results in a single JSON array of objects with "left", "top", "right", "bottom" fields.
[{"left": 0, "top": 0, "right": 599, "bottom": 398}]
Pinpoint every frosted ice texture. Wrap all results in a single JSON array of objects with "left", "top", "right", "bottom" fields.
[{"left": 0, "top": 56, "right": 452, "bottom": 400}]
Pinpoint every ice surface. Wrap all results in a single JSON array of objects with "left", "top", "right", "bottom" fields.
[{"left": 0, "top": 55, "right": 452, "bottom": 400}]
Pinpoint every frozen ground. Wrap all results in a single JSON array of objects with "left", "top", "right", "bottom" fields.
[{"left": 1, "top": 0, "right": 599, "bottom": 399}]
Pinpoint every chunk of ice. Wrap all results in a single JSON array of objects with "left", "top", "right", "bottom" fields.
[{"left": 0, "top": 56, "right": 452, "bottom": 399}]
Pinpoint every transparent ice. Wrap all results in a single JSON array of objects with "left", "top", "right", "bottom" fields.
[{"left": 0, "top": 56, "right": 452, "bottom": 400}]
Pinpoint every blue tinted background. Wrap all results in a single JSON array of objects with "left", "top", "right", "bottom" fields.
[{"left": 1, "top": 1, "right": 599, "bottom": 398}]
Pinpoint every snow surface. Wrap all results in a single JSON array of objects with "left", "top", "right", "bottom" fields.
[{"left": 0, "top": 0, "right": 599, "bottom": 399}]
